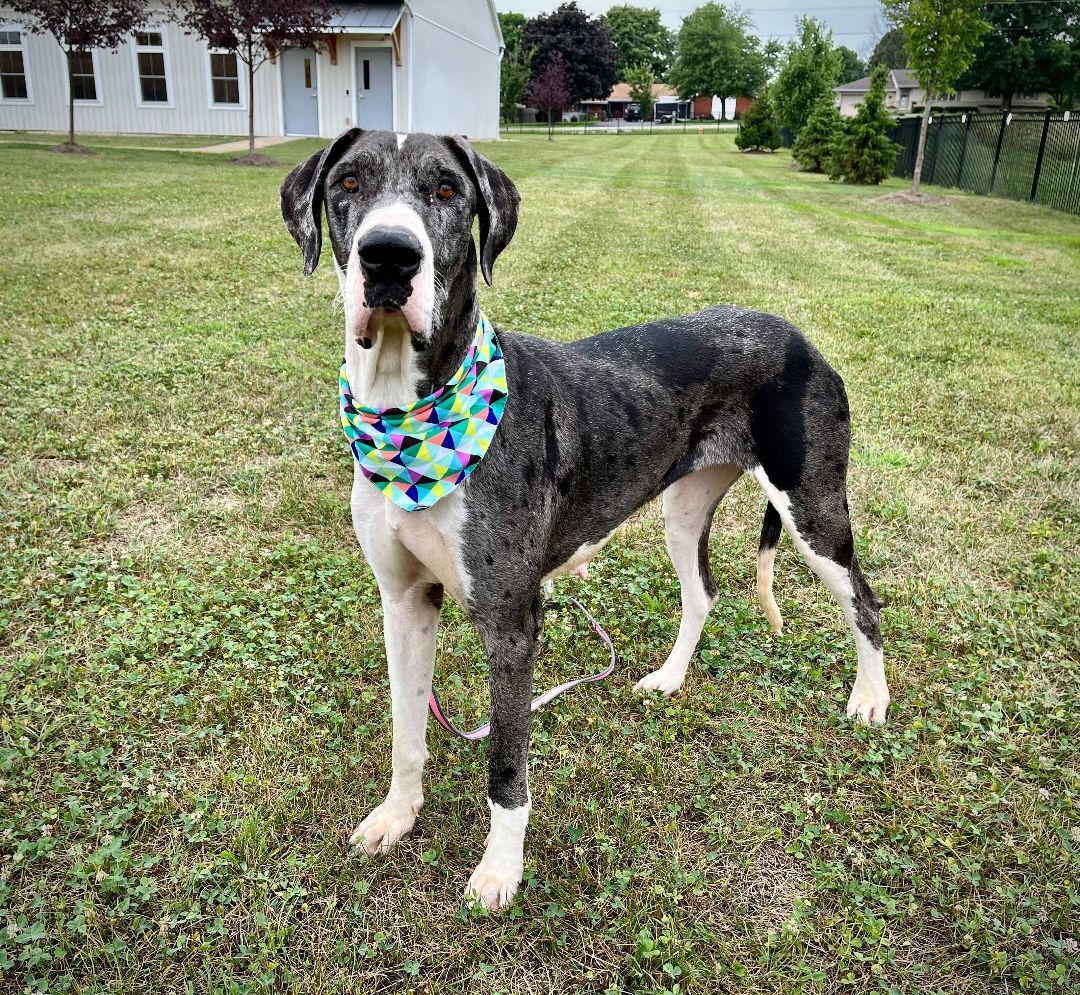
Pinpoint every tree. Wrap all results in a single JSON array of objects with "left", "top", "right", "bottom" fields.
[
  {"left": 1044, "top": 31, "right": 1080, "bottom": 110},
  {"left": 668, "top": 3, "right": 768, "bottom": 120},
  {"left": 9, "top": 0, "right": 148, "bottom": 151},
  {"left": 835, "top": 45, "right": 866, "bottom": 85},
  {"left": 792, "top": 100, "right": 844, "bottom": 172},
  {"left": 773, "top": 17, "right": 841, "bottom": 134},
  {"left": 625, "top": 62, "right": 656, "bottom": 120},
  {"left": 868, "top": 25, "right": 908, "bottom": 68},
  {"left": 959, "top": 1, "right": 1080, "bottom": 111},
  {"left": 604, "top": 4, "right": 673, "bottom": 77},
  {"left": 762, "top": 37, "right": 785, "bottom": 83},
  {"left": 828, "top": 66, "right": 900, "bottom": 184},
  {"left": 735, "top": 90, "right": 781, "bottom": 150},
  {"left": 500, "top": 43, "right": 533, "bottom": 125},
  {"left": 522, "top": 3, "right": 618, "bottom": 102},
  {"left": 526, "top": 50, "right": 571, "bottom": 140},
  {"left": 498, "top": 10, "right": 527, "bottom": 53},
  {"left": 499, "top": 12, "right": 533, "bottom": 124},
  {"left": 178, "top": 0, "right": 332, "bottom": 160},
  {"left": 884, "top": 0, "right": 988, "bottom": 193}
]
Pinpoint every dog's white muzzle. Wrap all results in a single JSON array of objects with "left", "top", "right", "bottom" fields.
[{"left": 345, "top": 204, "right": 434, "bottom": 346}]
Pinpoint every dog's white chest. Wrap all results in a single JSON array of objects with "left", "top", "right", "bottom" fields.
[{"left": 351, "top": 468, "right": 471, "bottom": 605}]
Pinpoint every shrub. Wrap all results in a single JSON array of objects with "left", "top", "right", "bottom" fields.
[
  {"left": 735, "top": 93, "right": 781, "bottom": 152},
  {"left": 792, "top": 101, "right": 844, "bottom": 173},
  {"left": 828, "top": 66, "right": 900, "bottom": 184}
]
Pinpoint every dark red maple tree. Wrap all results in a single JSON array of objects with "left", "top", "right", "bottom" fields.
[
  {"left": 9, "top": 0, "right": 149, "bottom": 150},
  {"left": 526, "top": 51, "right": 571, "bottom": 142},
  {"left": 178, "top": 0, "right": 332, "bottom": 157}
]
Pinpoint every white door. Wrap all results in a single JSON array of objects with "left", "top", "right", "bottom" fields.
[
  {"left": 355, "top": 48, "right": 393, "bottom": 131},
  {"left": 282, "top": 48, "right": 319, "bottom": 136}
]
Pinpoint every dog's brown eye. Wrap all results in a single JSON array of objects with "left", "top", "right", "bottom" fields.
[
  {"left": 341, "top": 175, "right": 359, "bottom": 191},
  {"left": 436, "top": 182, "right": 456, "bottom": 200}
]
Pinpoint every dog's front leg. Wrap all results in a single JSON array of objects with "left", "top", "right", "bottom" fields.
[
  {"left": 350, "top": 572, "right": 442, "bottom": 855},
  {"left": 466, "top": 597, "right": 543, "bottom": 911}
]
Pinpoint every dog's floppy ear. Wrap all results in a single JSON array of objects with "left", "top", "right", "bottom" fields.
[
  {"left": 443, "top": 136, "right": 520, "bottom": 286},
  {"left": 280, "top": 127, "right": 363, "bottom": 275}
]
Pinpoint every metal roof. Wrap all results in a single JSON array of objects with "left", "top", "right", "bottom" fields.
[{"left": 329, "top": 3, "right": 403, "bottom": 33}]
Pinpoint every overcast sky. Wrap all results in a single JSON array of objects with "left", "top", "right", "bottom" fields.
[{"left": 497, "top": 2, "right": 888, "bottom": 57}]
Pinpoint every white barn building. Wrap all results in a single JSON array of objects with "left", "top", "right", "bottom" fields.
[{"left": 0, "top": 1, "right": 503, "bottom": 140}]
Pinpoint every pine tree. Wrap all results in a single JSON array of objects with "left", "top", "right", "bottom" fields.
[
  {"left": 792, "top": 100, "right": 844, "bottom": 173},
  {"left": 828, "top": 67, "right": 900, "bottom": 184},
  {"left": 735, "top": 92, "right": 781, "bottom": 152}
]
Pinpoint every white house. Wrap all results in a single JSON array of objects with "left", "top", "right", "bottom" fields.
[
  {"left": 0, "top": 1, "right": 503, "bottom": 140},
  {"left": 833, "top": 68, "right": 1047, "bottom": 118}
]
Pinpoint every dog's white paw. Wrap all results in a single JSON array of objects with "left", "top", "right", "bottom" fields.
[
  {"left": 846, "top": 684, "right": 890, "bottom": 725},
  {"left": 348, "top": 797, "right": 421, "bottom": 854},
  {"left": 634, "top": 667, "right": 686, "bottom": 696},
  {"left": 465, "top": 856, "right": 523, "bottom": 911}
]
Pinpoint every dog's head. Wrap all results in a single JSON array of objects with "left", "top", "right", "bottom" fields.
[{"left": 280, "top": 130, "right": 519, "bottom": 348}]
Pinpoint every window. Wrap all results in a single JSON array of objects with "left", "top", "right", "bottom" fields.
[
  {"left": 133, "top": 30, "right": 169, "bottom": 103},
  {"left": 0, "top": 29, "right": 29, "bottom": 101},
  {"left": 209, "top": 50, "right": 240, "bottom": 104},
  {"left": 67, "top": 50, "right": 97, "bottom": 101}
]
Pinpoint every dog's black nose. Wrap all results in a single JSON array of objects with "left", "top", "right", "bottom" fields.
[{"left": 358, "top": 227, "right": 423, "bottom": 283}]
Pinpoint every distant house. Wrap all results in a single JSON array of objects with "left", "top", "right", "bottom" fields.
[
  {"left": 833, "top": 69, "right": 1047, "bottom": 118},
  {"left": 578, "top": 82, "right": 691, "bottom": 121},
  {"left": 0, "top": 0, "right": 503, "bottom": 139}
]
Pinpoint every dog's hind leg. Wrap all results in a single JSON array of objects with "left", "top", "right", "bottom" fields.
[
  {"left": 635, "top": 464, "right": 742, "bottom": 696},
  {"left": 752, "top": 468, "right": 889, "bottom": 724},
  {"left": 757, "top": 502, "right": 784, "bottom": 633}
]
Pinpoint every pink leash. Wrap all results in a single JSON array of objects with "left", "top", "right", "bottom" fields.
[{"left": 427, "top": 597, "right": 617, "bottom": 742}]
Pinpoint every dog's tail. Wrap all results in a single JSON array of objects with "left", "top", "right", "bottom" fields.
[{"left": 756, "top": 502, "right": 784, "bottom": 633}]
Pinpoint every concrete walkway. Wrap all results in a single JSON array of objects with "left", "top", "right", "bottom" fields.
[{"left": 189, "top": 135, "right": 297, "bottom": 153}]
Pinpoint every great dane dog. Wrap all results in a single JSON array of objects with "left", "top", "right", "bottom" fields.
[{"left": 279, "top": 129, "right": 889, "bottom": 910}]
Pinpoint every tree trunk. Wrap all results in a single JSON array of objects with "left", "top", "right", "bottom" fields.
[
  {"left": 247, "top": 40, "right": 256, "bottom": 154},
  {"left": 68, "top": 71, "right": 75, "bottom": 146},
  {"left": 548, "top": 108, "right": 553, "bottom": 141},
  {"left": 911, "top": 98, "right": 933, "bottom": 194},
  {"left": 1001, "top": 91, "right": 1013, "bottom": 112},
  {"left": 58, "top": 40, "right": 76, "bottom": 146},
  {"left": 719, "top": 97, "right": 727, "bottom": 122}
]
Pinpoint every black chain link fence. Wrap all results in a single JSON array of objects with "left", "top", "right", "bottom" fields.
[{"left": 891, "top": 110, "right": 1080, "bottom": 215}]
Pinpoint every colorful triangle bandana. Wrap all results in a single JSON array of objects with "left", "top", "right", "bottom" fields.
[{"left": 340, "top": 313, "right": 508, "bottom": 512}]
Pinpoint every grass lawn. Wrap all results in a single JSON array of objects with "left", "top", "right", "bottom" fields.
[{"left": 1, "top": 133, "right": 1077, "bottom": 994}]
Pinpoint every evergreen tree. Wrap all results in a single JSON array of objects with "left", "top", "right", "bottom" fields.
[
  {"left": 773, "top": 17, "right": 841, "bottom": 134},
  {"left": 735, "top": 92, "right": 781, "bottom": 151},
  {"left": 828, "top": 66, "right": 900, "bottom": 183},
  {"left": 793, "top": 100, "right": 844, "bottom": 172}
]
